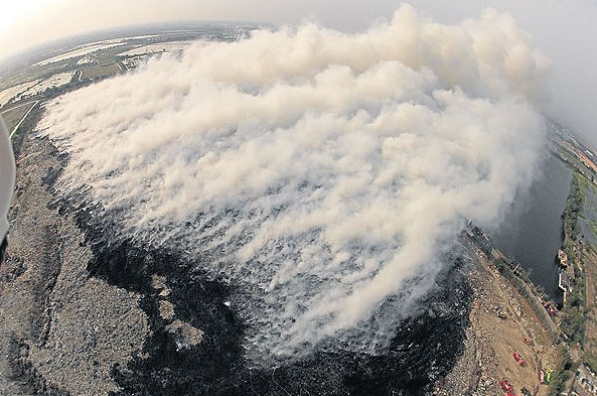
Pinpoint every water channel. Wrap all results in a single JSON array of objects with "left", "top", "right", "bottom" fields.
[{"left": 490, "top": 153, "right": 572, "bottom": 300}]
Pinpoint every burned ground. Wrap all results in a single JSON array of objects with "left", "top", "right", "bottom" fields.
[{"left": 2, "top": 131, "right": 472, "bottom": 395}]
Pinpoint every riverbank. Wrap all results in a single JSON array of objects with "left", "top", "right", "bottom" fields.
[
  {"left": 553, "top": 137, "right": 597, "bottom": 394},
  {"left": 489, "top": 152, "right": 572, "bottom": 301},
  {"left": 435, "top": 231, "right": 563, "bottom": 396}
]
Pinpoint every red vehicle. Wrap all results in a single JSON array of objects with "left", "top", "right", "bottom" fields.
[
  {"left": 500, "top": 379, "right": 514, "bottom": 392},
  {"left": 513, "top": 352, "right": 526, "bottom": 366}
]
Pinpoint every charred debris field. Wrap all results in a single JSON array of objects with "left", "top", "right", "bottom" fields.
[
  {"left": 0, "top": 133, "right": 471, "bottom": 395},
  {"left": 88, "top": 227, "right": 471, "bottom": 396}
]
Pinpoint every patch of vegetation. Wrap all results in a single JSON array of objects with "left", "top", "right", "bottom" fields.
[
  {"left": 585, "top": 355, "right": 597, "bottom": 374},
  {"left": 562, "top": 174, "right": 585, "bottom": 261},
  {"left": 589, "top": 220, "right": 597, "bottom": 241},
  {"left": 1, "top": 105, "right": 30, "bottom": 131},
  {"left": 559, "top": 172, "right": 590, "bottom": 345},
  {"left": 548, "top": 351, "right": 575, "bottom": 396},
  {"left": 561, "top": 305, "right": 585, "bottom": 344},
  {"left": 560, "top": 257, "right": 587, "bottom": 344}
]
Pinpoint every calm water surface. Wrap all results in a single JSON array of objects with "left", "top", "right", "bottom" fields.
[{"left": 490, "top": 154, "right": 572, "bottom": 299}]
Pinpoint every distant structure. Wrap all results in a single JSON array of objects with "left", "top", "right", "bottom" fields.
[
  {"left": 561, "top": 140, "right": 597, "bottom": 176},
  {"left": 558, "top": 270, "right": 571, "bottom": 293},
  {"left": 464, "top": 223, "right": 498, "bottom": 258},
  {"left": 557, "top": 249, "right": 569, "bottom": 267}
]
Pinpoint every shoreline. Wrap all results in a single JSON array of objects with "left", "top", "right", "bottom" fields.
[
  {"left": 435, "top": 230, "right": 564, "bottom": 395},
  {"left": 436, "top": 134, "right": 597, "bottom": 395}
]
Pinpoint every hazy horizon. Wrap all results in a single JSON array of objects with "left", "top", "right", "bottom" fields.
[{"left": 1, "top": 0, "right": 595, "bottom": 146}]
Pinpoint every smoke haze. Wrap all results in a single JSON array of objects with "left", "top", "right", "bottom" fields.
[{"left": 39, "top": 5, "right": 549, "bottom": 361}]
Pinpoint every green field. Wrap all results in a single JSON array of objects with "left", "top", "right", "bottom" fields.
[
  {"left": 1, "top": 102, "right": 35, "bottom": 133},
  {"left": 81, "top": 62, "right": 121, "bottom": 80}
]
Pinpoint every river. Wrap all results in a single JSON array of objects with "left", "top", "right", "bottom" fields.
[{"left": 490, "top": 153, "right": 572, "bottom": 300}]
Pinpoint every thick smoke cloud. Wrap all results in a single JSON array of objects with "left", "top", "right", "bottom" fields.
[{"left": 39, "top": 5, "right": 549, "bottom": 361}]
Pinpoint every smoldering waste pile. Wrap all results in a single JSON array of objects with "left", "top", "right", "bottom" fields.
[{"left": 37, "top": 5, "right": 550, "bottom": 395}]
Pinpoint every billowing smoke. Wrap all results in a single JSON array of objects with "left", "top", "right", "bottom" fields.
[{"left": 39, "top": 5, "right": 549, "bottom": 362}]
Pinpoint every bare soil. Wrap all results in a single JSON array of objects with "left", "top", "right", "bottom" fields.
[
  {"left": 435, "top": 252, "right": 562, "bottom": 396},
  {"left": 0, "top": 132, "right": 148, "bottom": 396},
  {"left": 1, "top": 102, "right": 34, "bottom": 131}
]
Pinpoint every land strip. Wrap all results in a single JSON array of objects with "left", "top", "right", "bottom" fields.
[
  {"left": 435, "top": 235, "right": 562, "bottom": 396},
  {"left": 0, "top": 131, "right": 149, "bottom": 395}
]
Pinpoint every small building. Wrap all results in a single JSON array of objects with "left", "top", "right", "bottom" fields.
[
  {"left": 559, "top": 270, "right": 572, "bottom": 293},
  {"left": 558, "top": 249, "right": 569, "bottom": 267},
  {"left": 544, "top": 301, "right": 557, "bottom": 318}
]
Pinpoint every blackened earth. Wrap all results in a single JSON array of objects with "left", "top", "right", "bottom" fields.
[{"left": 73, "top": 203, "right": 471, "bottom": 396}]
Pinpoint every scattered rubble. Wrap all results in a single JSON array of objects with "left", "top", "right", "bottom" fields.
[
  {"left": 435, "top": 253, "right": 561, "bottom": 396},
  {"left": 0, "top": 133, "right": 149, "bottom": 395}
]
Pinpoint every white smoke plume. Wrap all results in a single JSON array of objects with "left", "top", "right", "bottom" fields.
[{"left": 39, "top": 5, "right": 549, "bottom": 362}]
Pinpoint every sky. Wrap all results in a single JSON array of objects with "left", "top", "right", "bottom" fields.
[{"left": 0, "top": 0, "right": 595, "bottom": 142}]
